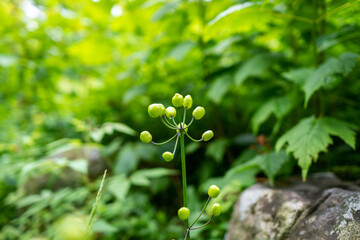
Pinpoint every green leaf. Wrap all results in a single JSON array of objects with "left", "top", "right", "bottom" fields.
[
  {"left": 282, "top": 68, "right": 315, "bottom": 85},
  {"left": 206, "top": 74, "right": 232, "bottom": 104},
  {"left": 90, "top": 122, "right": 137, "bottom": 142},
  {"left": 130, "top": 168, "right": 178, "bottom": 187},
  {"left": 93, "top": 219, "right": 117, "bottom": 234},
  {"left": 114, "top": 144, "right": 139, "bottom": 175},
  {"left": 107, "top": 175, "right": 130, "bottom": 201},
  {"left": 167, "top": 41, "right": 196, "bottom": 61},
  {"left": 276, "top": 116, "right": 357, "bottom": 180},
  {"left": 205, "top": 3, "right": 273, "bottom": 40},
  {"left": 253, "top": 151, "right": 289, "bottom": 186},
  {"left": 235, "top": 53, "right": 282, "bottom": 86},
  {"left": 302, "top": 53, "right": 358, "bottom": 107},
  {"left": 205, "top": 139, "right": 228, "bottom": 163},
  {"left": 251, "top": 96, "right": 293, "bottom": 134}
]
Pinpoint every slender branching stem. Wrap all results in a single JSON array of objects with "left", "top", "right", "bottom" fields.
[
  {"left": 173, "top": 133, "right": 180, "bottom": 155},
  {"left": 172, "top": 116, "right": 178, "bottom": 127},
  {"left": 189, "top": 215, "right": 214, "bottom": 230},
  {"left": 150, "top": 133, "right": 177, "bottom": 145},
  {"left": 163, "top": 115, "right": 177, "bottom": 128},
  {"left": 160, "top": 115, "right": 178, "bottom": 129},
  {"left": 186, "top": 117, "right": 194, "bottom": 128},
  {"left": 185, "top": 131, "right": 203, "bottom": 142},
  {"left": 189, "top": 197, "right": 211, "bottom": 228}
]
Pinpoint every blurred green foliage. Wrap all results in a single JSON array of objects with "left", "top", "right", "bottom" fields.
[{"left": 0, "top": 0, "right": 359, "bottom": 239}]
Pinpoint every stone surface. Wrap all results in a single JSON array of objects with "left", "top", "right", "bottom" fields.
[{"left": 225, "top": 173, "right": 360, "bottom": 240}]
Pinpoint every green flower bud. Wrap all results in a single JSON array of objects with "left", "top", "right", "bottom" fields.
[
  {"left": 202, "top": 130, "right": 214, "bottom": 141},
  {"left": 183, "top": 95, "right": 193, "bottom": 109},
  {"left": 140, "top": 131, "right": 152, "bottom": 143},
  {"left": 162, "top": 151, "right": 174, "bottom": 162},
  {"left": 166, "top": 107, "right": 176, "bottom": 118},
  {"left": 178, "top": 207, "right": 190, "bottom": 220},
  {"left": 172, "top": 93, "right": 184, "bottom": 107},
  {"left": 192, "top": 106, "right": 205, "bottom": 120},
  {"left": 148, "top": 103, "right": 166, "bottom": 118},
  {"left": 177, "top": 123, "right": 188, "bottom": 133},
  {"left": 159, "top": 104, "right": 166, "bottom": 115},
  {"left": 208, "top": 185, "right": 220, "bottom": 198},
  {"left": 210, "top": 203, "right": 222, "bottom": 217}
]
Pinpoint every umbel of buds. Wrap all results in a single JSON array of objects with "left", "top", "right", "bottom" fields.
[
  {"left": 140, "top": 93, "right": 214, "bottom": 161},
  {"left": 139, "top": 93, "right": 219, "bottom": 240}
]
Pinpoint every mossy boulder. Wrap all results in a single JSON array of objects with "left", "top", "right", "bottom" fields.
[{"left": 226, "top": 173, "right": 360, "bottom": 240}]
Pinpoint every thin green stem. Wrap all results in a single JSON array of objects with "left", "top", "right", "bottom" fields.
[
  {"left": 189, "top": 197, "right": 211, "bottom": 228},
  {"left": 173, "top": 133, "right": 180, "bottom": 155},
  {"left": 172, "top": 116, "right": 178, "bottom": 127},
  {"left": 160, "top": 115, "right": 178, "bottom": 129},
  {"left": 186, "top": 117, "right": 194, "bottom": 128},
  {"left": 151, "top": 133, "right": 177, "bottom": 145},
  {"left": 180, "top": 130, "right": 189, "bottom": 237},
  {"left": 185, "top": 131, "right": 203, "bottom": 142},
  {"left": 189, "top": 215, "right": 214, "bottom": 230},
  {"left": 163, "top": 115, "right": 177, "bottom": 128}
]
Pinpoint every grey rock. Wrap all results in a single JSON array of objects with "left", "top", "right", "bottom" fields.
[{"left": 226, "top": 173, "right": 360, "bottom": 240}]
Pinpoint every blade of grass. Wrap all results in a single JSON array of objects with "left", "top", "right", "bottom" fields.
[{"left": 82, "top": 169, "right": 107, "bottom": 240}]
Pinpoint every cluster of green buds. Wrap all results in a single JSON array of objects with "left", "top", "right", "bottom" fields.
[
  {"left": 140, "top": 93, "right": 214, "bottom": 162},
  {"left": 140, "top": 93, "right": 220, "bottom": 239},
  {"left": 178, "top": 184, "right": 222, "bottom": 239}
]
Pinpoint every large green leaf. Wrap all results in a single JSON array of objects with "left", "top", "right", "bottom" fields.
[
  {"left": 206, "top": 74, "right": 233, "bottom": 104},
  {"left": 251, "top": 96, "right": 293, "bottom": 134},
  {"left": 205, "top": 2, "right": 273, "bottom": 40},
  {"left": 235, "top": 53, "right": 282, "bottom": 86},
  {"left": 302, "top": 53, "right": 358, "bottom": 107},
  {"left": 276, "top": 116, "right": 357, "bottom": 180}
]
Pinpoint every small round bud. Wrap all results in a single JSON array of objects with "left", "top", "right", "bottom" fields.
[
  {"left": 140, "top": 131, "right": 152, "bottom": 143},
  {"left": 166, "top": 107, "right": 176, "bottom": 118},
  {"left": 183, "top": 95, "right": 193, "bottom": 109},
  {"left": 148, "top": 103, "right": 165, "bottom": 118},
  {"left": 172, "top": 93, "right": 184, "bottom": 107},
  {"left": 178, "top": 207, "right": 190, "bottom": 220},
  {"left": 177, "top": 123, "right": 188, "bottom": 133},
  {"left": 208, "top": 185, "right": 220, "bottom": 198},
  {"left": 192, "top": 106, "right": 205, "bottom": 120},
  {"left": 210, "top": 203, "right": 222, "bottom": 217},
  {"left": 202, "top": 130, "right": 214, "bottom": 141},
  {"left": 162, "top": 151, "right": 174, "bottom": 162},
  {"left": 159, "top": 104, "right": 166, "bottom": 115}
]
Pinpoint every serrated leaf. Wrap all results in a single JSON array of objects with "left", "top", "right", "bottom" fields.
[
  {"left": 251, "top": 96, "right": 293, "bottom": 134},
  {"left": 302, "top": 53, "right": 358, "bottom": 107},
  {"left": 275, "top": 116, "right": 357, "bottom": 180},
  {"left": 235, "top": 53, "right": 282, "bottom": 86}
]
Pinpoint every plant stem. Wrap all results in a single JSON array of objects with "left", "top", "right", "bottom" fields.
[
  {"left": 180, "top": 130, "right": 189, "bottom": 238},
  {"left": 189, "top": 197, "right": 211, "bottom": 228},
  {"left": 190, "top": 215, "right": 214, "bottom": 230}
]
